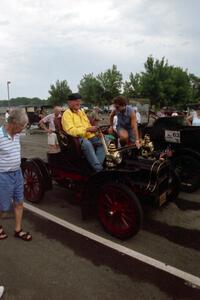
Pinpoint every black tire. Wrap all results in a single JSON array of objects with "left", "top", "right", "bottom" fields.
[
  {"left": 173, "top": 155, "right": 200, "bottom": 193},
  {"left": 22, "top": 160, "right": 45, "bottom": 203},
  {"left": 32, "top": 158, "right": 52, "bottom": 191},
  {"left": 167, "top": 170, "right": 180, "bottom": 202},
  {"left": 98, "top": 183, "right": 143, "bottom": 239}
]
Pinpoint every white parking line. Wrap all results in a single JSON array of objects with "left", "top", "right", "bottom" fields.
[{"left": 24, "top": 202, "right": 200, "bottom": 288}]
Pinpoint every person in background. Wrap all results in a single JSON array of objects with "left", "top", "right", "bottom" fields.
[
  {"left": 0, "top": 286, "right": 4, "bottom": 298},
  {"left": 0, "top": 109, "right": 32, "bottom": 241},
  {"left": 157, "top": 107, "right": 166, "bottom": 118},
  {"left": 135, "top": 107, "right": 141, "bottom": 126},
  {"left": 134, "top": 107, "right": 142, "bottom": 139},
  {"left": 89, "top": 106, "right": 102, "bottom": 126},
  {"left": 109, "top": 96, "right": 140, "bottom": 148},
  {"left": 187, "top": 106, "right": 200, "bottom": 126},
  {"left": 5, "top": 109, "right": 10, "bottom": 123},
  {"left": 62, "top": 93, "right": 105, "bottom": 172},
  {"left": 113, "top": 115, "right": 118, "bottom": 133},
  {"left": 39, "top": 106, "right": 62, "bottom": 153}
]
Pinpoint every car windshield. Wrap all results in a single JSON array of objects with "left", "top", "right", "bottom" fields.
[{"left": 154, "top": 116, "right": 188, "bottom": 128}]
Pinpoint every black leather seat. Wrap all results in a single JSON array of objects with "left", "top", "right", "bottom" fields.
[{"left": 54, "top": 116, "right": 82, "bottom": 159}]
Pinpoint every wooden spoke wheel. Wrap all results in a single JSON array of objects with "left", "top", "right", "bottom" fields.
[
  {"left": 22, "top": 160, "right": 45, "bottom": 203},
  {"left": 32, "top": 158, "right": 52, "bottom": 191},
  {"left": 98, "top": 183, "right": 143, "bottom": 239}
]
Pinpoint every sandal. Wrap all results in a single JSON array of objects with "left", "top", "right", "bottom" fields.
[
  {"left": 14, "top": 229, "right": 32, "bottom": 241},
  {"left": 0, "top": 225, "right": 8, "bottom": 240}
]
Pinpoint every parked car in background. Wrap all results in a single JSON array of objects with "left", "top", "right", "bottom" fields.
[
  {"left": 142, "top": 115, "right": 200, "bottom": 192},
  {"left": 24, "top": 105, "right": 52, "bottom": 128}
]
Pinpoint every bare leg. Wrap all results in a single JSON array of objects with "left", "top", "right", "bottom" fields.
[
  {"left": 118, "top": 129, "right": 129, "bottom": 146},
  {"left": 13, "top": 202, "right": 23, "bottom": 232},
  {"left": 13, "top": 202, "right": 32, "bottom": 241},
  {"left": 0, "top": 212, "right": 8, "bottom": 239},
  {"left": 48, "top": 144, "right": 60, "bottom": 153}
]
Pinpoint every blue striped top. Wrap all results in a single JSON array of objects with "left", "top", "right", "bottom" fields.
[{"left": 0, "top": 126, "right": 21, "bottom": 172}]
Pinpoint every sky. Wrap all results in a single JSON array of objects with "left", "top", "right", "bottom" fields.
[{"left": 0, "top": 0, "right": 200, "bottom": 99}]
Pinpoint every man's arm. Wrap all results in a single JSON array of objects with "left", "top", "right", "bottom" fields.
[
  {"left": 108, "top": 110, "right": 116, "bottom": 133},
  {"left": 39, "top": 115, "right": 52, "bottom": 133},
  {"left": 186, "top": 115, "right": 192, "bottom": 126},
  {"left": 61, "top": 110, "right": 87, "bottom": 137}
]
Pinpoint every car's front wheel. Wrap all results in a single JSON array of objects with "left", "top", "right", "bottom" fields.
[{"left": 98, "top": 182, "right": 143, "bottom": 239}]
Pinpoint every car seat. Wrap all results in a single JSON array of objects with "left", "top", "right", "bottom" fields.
[{"left": 54, "top": 116, "right": 82, "bottom": 159}]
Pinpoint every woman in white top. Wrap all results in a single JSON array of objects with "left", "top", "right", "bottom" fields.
[
  {"left": 187, "top": 106, "right": 200, "bottom": 126},
  {"left": 0, "top": 286, "right": 4, "bottom": 298}
]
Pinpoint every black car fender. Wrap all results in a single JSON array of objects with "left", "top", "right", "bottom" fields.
[{"left": 172, "top": 147, "right": 200, "bottom": 163}]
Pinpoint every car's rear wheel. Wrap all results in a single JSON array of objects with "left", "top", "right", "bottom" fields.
[
  {"left": 173, "top": 155, "right": 200, "bottom": 193},
  {"left": 98, "top": 183, "right": 143, "bottom": 239},
  {"left": 32, "top": 158, "right": 52, "bottom": 191},
  {"left": 22, "top": 160, "right": 45, "bottom": 203}
]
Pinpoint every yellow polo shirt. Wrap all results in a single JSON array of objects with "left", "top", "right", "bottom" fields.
[{"left": 61, "top": 108, "right": 95, "bottom": 139}]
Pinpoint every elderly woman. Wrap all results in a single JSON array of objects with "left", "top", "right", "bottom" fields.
[
  {"left": 187, "top": 106, "right": 200, "bottom": 126},
  {"left": 0, "top": 109, "right": 32, "bottom": 241}
]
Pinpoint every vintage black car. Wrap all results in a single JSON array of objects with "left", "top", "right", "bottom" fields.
[
  {"left": 24, "top": 105, "right": 52, "bottom": 128},
  {"left": 21, "top": 122, "right": 179, "bottom": 240},
  {"left": 142, "top": 115, "right": 200, "bottom": 192}
]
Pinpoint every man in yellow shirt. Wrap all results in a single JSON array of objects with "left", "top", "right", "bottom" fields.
[{"left": 61, "top": 93, "right": 105, "bottom": 172}]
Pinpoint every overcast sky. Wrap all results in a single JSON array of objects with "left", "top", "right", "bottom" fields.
[{"left": 0, "top": 0, "right": 199, "bottom": 99}]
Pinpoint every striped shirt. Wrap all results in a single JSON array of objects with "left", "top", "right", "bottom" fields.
[{"left": 0, "top": 126, "right": 21, "bottom": 172}]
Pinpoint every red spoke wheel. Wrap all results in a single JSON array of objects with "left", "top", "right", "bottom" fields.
[
  {"left": 32, "top": 158, "right": 52, "bottom": 191},
  {"left": 98, "top": 183, "right": 143, "bottom": 239},
  {"left": 22, "top": 160, "right": 45, "bottom": 203}
]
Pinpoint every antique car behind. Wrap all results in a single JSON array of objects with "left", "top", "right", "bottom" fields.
[
  {"left": 21, "top": 126, "right": 179, "bottom": 240},
  {"left": 25, "top": 105, "right": 52, "bottom": 128},
  {"left": 142, "top": 115, "right": 200, "bottom": 192}
]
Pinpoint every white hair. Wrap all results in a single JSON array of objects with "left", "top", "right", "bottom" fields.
[{"left": 7, "top": 108, "right": 28, "bottom": 126}]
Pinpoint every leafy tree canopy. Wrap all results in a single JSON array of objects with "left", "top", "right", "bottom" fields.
[
  {"left": 97, "top": 64, "right": 123, "bottom": 104},
  {"left": 78, "top": 73, "right": 104, "bottom": 105},
  {"left": 124, "top": 56, "right": 192, "bottom": 108},
  {"left": 0, "top": 97, "right": 47, "bottom": 107},
  {"left": 189, "top": 73, "right": 200, "bottom": 101},
  {"left": 48, "top": 80, "right": 71, "bottom": 105}
]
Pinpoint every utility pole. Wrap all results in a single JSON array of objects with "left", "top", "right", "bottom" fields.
[{"left": 7, "top": 81, "right": 11, "bottom": 108}]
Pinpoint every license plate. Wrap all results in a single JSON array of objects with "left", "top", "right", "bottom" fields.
[{"left": 159, "top": 192, "right": 167, "bottom": 206}]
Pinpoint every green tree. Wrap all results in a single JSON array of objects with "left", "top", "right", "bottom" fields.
[
  {"left": 189, "top": 73, "right": 200, "bottom": 101},
  {"left": 78, "top": 73, "right": 104, "bottom": 105},
  {"left": 0, "top": 97, "right": 47, "bottom": 107},
  {"left": 48, "top": 80, "right": 71, "bottom": 105},
  {"left": 97, "top": 65, "right": 123, "bottom": 104},
  {"left": 139, "top": 56, "right": 192, "bottom": 107},
  {"left": 123, "top": 73, "right": 142, "bottom": 98}
]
